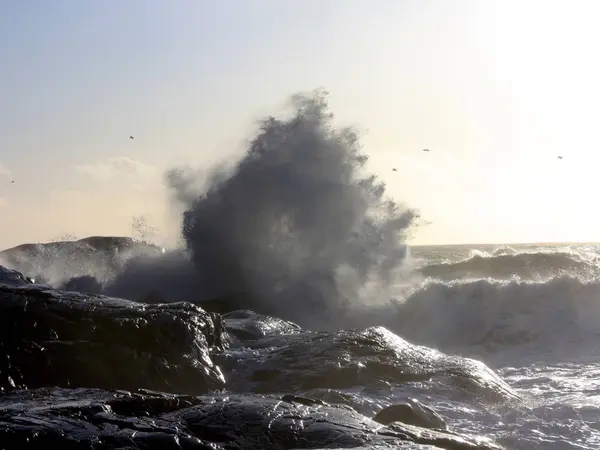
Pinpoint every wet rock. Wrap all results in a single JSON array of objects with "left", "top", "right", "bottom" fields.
[
  {"left": 279, "top": 393, "right": 331, "bottom": 407},
  {"left": 215, "top": 326, "right": 519, "bottom": 403},
  {"left": 222, "top": 310, "right": 302, "bottom": 341},
  {"left": 374, "top": 399, "right": 447, "bottom": 430},
  {"left": 298, "top": 389, "right": 382, "bottom": 416},
  {"left": 0, "top": 266, "right": 36, "bottom": 287},
  {"left": 0, "top": 284, "right": 228, "bottom": 394},
  {"left": 0, "top": 388, "right": 502, "bottom": 450}
]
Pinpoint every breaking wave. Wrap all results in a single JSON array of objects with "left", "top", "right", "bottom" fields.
[
  {"left": 394, "top": 275, "right": 600, "bottom": 358},
  {"left": 4, "top": 90, "right": 600, "bottom": 359},
  {"left": 420, "top": 250, "right": 600, "bottom": 281},
  {"left": 16, "top": 90, "right": 417, "bottom": 329}
]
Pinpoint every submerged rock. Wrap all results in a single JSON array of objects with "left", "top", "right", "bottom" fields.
[
  {"left": 0, "top": 388, "right": 502, "bottom": 450},
  {"left": 0, "top": 283, "right": 228, "bottom": 394}
]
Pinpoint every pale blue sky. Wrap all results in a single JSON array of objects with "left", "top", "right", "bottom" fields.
[{"left": 1, "top": 1, "right": 600, "bottom": 248}]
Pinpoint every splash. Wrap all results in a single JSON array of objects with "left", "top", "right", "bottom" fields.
[{"left": 90, "top": 90, "right": 418, "bottom": 326}]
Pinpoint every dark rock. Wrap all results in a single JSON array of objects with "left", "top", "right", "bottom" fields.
[
  {"left": 222, "top": 310, "right": 302, "bottom": 341},
  {"left": 0, "top": 284, "right": 228, "bottom": 394},
  {"left": 296, "top": 389, "right": 377, "bottom": 414},
  {"left": 279, "top": 394, "right": 330, "bottom": 407},
  {"left": 373, "top": 399, "right": 447, "bottom": 430},
  {"left": 215, "top": 326, "right": 519, "bottom": 404},
  {"left": 0, "top": 266, "right": 36, "bottom": 287},
  {"left": 0, "top": 388, "right": 502, "bottom": 450}
]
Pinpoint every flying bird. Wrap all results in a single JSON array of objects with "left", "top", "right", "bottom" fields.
[
  {"left": 130, "top": 136, "right": 134, "bottom": 140},
  {"left": 557, "top": 156, "right": 563, "bottom": 159},
  {"left": 422, "top": 148, "right": 430, "bottom": 152},
  {"left": 392, "top": 168, "right": 397, "bottom": 172}
]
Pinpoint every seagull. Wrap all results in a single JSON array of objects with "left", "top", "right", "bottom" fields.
[
  {"left": 130, "top": 136, "right": 134, "bottom": 140},
  {"left": 557, "top": 156, "right": 563, "bottom": 159},
  {"left": 422, "top": 148, "right": 430, "bottom": 152},
  {"left": 10, "top": 180, "right": 14, "bottom": 183},
  {"left": 392, "top": 168, "right": 397, "bottom": 172}
]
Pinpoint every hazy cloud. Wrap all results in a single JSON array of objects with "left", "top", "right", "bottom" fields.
[{"left": 73, "top": 157, "right": 157, "bottom": 181}]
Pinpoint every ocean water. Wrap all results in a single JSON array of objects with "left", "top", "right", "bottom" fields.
[
  {"left": 405, "top": 242, "right": 600, "bottom": 448},
  {"left": 2, "top": 241, "right": 599, "bottom": 448},
  {"left": 1, "top": 91, "right": 597, "bottom": 448}
]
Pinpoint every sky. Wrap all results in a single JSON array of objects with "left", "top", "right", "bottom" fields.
[{"left": 1, "top": 0, "right": 600, "bottom": 249}]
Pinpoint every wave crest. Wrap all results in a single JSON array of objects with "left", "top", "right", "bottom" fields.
[
  {"left": 394, "top": 275, "right": 600, "bottom": 358},
  {"left": 420, "top": 250, "right": 600, "bottom": 281}
]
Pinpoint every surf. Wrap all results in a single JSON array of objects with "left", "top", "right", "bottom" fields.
[{"left": 16, "top": 90, "right": 419, "bottom": 330}]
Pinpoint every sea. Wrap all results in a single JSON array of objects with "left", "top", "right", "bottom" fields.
[
  {"left": 2, "top": 241, "right": 598, "bottom": 449},
  {"left": 407, "top": 242, "right": 600, "bottom": 448},
  {"left": 1, "top": 92, "right": 597, "bottom": 448}
]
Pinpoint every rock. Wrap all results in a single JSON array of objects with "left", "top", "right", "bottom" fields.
[
  {"left": 222, "top": 309, "right": 302, "bottom": 341},
  {"left": 215, "top": 326, "right": 519, "bottom": 404},
  {"left": 0, "top": 388, "right": 503, "bottom": 450},
  {"left": 0, "top": 266, "right": 36, "bottom": 287},
  {"left": 373, "top": 399, "right": 447, "bottom": 430},
  {"left": 0, "top": 283, "right": 228, "bottom": 394},
  {"left": 279, "top": 393, "right": 331, "bottom": 407},
  {"left": 296, "top": 388, "right": 382, "bottom": 416}
]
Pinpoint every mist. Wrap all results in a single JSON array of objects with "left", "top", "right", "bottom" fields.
[{"left": 73, "top": 90, "right": 418, "bottom": 327}]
